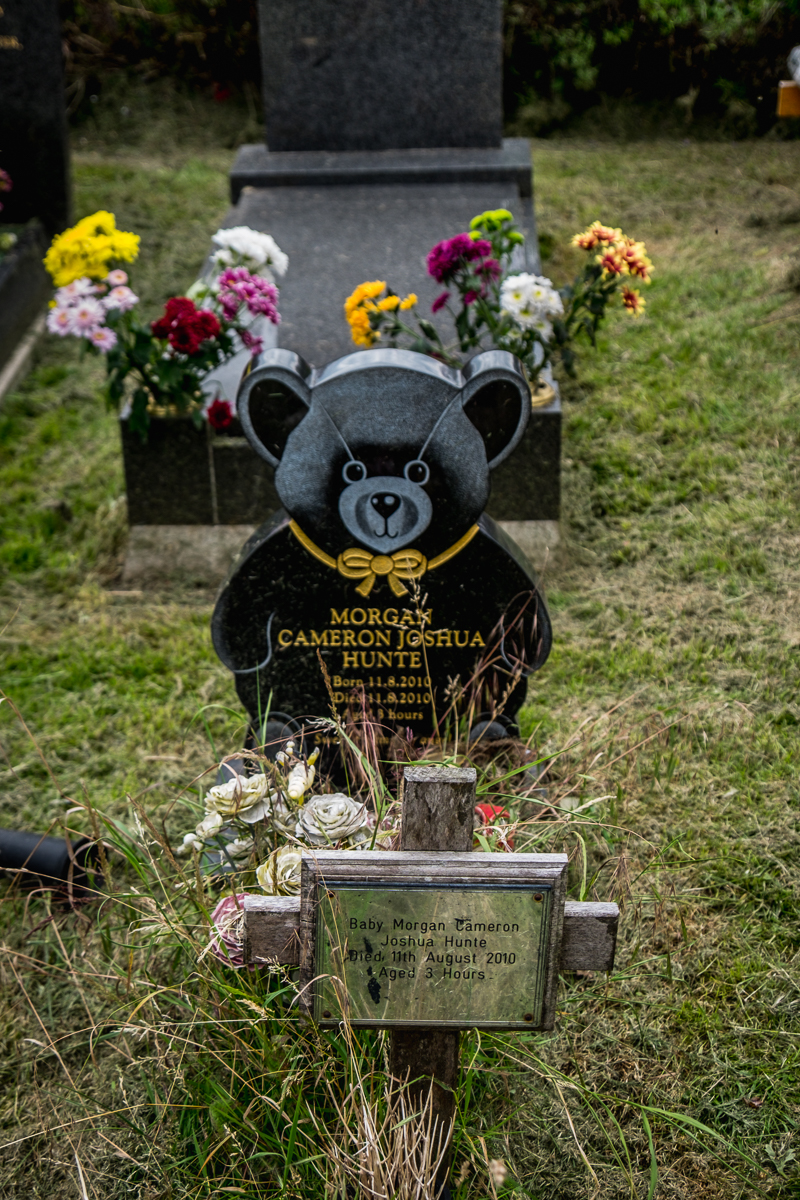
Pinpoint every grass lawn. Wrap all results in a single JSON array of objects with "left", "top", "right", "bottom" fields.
[{"left": 0, "top": 94, "right": 799, "bottom": 1198}]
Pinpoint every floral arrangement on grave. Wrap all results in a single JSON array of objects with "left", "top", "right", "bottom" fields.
[
  {"left": 177, "top": 739, "right": 379, "bottom": 966},
  {"left": 182, "top": 739, "right": 517, "bottom": 967},
  {"left": 43, "top": 212, "right": 287, "bottom": 436},
  {"left": 344, "top": 211, "right": 652, "bottom": 399}
]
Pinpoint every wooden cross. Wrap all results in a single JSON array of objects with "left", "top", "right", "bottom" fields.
[{"left": 244, "top": 766, "right": 619, "bottom": 1196}]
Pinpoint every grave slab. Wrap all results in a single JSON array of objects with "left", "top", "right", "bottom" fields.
[
  {"left": 230, "top": 140, "right": 534, "bottom": 203},
  {"left": 225, "top": 177, "right": 539, "bottom": 367}
]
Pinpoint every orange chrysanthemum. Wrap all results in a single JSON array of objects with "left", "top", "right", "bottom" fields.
[{"left": 621, "top": 286, "right": 646, "bottom": 315}]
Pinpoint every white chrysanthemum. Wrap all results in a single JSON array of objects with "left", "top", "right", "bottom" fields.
[
  {"left": 195, "top": 810, "right": 224, "bottom": 839},
  {"left": 256, "top": 845, "right": 303, "bottom": 895},
  {"left": 210, "top": 226, "right": 288, "bottom": 279},
  {"left": 204, "top": 773, "right": 272, "bottom": 824},
  {"left": 501, "top": 273, "right": 563, "bottom": 338},
  {"left": 296, "top": 794, "right": 369, "bottom": 847}
]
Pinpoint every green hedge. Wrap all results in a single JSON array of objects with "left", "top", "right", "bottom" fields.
[{"left": 61, "top": 0, "right": 800, "bottom": 135}]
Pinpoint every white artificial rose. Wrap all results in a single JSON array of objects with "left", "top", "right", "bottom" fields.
[
  {"left": 204, "top": 773, "right": 271, "bottom": 824},
  {"left": 195, "top": 810, "right": 224, "bottom": 839},
  {"left": 177, "top": 831, "right": 204, "bottom": 855},
  {"left": 285, "top": 761, "right": 315, "bottom": 801},
  {"left": 225, "top": 837, "right": 255, "bottom": 865},
  {"left": 296, "top": 794, "right": 369, "bottom": 847},
  {"left": 256, "top": 845, "right": 303, "bottom": 895},
  {"left": 269, "top": 795, "right": 299, "bottom": 838}
]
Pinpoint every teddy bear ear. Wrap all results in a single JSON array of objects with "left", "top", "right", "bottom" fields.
[
  {"left": 237, "top": 349, "right": 312, "bottom": 467},
  {"left": 460, "top": 350, "right": 533, "bottom": 470}
]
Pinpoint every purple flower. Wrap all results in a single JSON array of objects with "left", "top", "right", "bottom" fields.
[
  {"left": 478, "top": 258, "right": 502, "bottom": 281},
  {"left": 431, "top": 291, "right": 450, "bottom": 313},
  {"left": 426, "top": 234, "right": 494, "bottom": 283},
  {"left": 464, "top": 290, "right": 479, "bottom": 306}
]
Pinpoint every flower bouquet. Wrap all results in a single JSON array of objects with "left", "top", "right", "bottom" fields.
[
  {"left": 43, "top": 212, "right": 287, "bottom": 436},
  {"left": 179, "top": 737, "right": 390, "bottom": 966},
  {"left": 344, "top": 210, "right": 652, "bottom": 397}
]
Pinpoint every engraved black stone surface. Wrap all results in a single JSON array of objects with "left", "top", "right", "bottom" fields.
[
  {"left": 0, "top": 0, "right": 71, "bottom": 234},
  {"left": 488, "top": 398, "right": 561, "bottom": 522},
  {"left": 120, "top": 416, "right": 280, "bottom": 527},
  {"left": 258, "top": 0, "right": 502, "bottom": 153},
  {"left": 212, "top": 349, "right": 552, "bottom": 745}
]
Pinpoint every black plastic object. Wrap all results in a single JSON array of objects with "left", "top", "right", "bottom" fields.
[{"left": 0, "top": 829, "right": 99, "bottom": 894}]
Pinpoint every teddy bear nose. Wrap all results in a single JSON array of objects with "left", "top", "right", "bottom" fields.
[{"left": 370, "top": 492, "right": 402, "bottom": 520}]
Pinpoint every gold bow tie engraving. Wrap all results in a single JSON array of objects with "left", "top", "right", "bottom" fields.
[
  {"left": 337, "top": 547, "right": 427, "bottom": 597},
  {"left": 289, "top": 520, "right": 479, "bottom": 597}
]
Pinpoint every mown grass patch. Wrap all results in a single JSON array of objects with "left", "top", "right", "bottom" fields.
[{"left": 0, "top": 129, "right": 798, "bottom": 1197}]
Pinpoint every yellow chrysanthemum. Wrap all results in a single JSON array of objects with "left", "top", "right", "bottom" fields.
[
  {"left": 377, "top": 295, "right": 400, "bottom": 311},
  {"left": 346, "top": 306, "right": 379, "bottom": 348},
  {"left": 399, "top": 293, "right": 417, "bottom": 310},
  {"left": 44, "top": 210, "right": 140, "bottom": 286},
  {"left": 344, "top": 280, "right": 386, "bottom": 316}
]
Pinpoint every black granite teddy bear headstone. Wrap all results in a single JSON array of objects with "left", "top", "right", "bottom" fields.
[{"left": 212, "top": 347, "right": 552, "bottom": 755}]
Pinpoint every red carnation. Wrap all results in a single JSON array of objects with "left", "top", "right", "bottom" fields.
[
  {"left": 207, "top": 398, "right": 234, "bottom": 430},
  {"left": 151, "top": 296, "right": 220, "bottom": 354}
]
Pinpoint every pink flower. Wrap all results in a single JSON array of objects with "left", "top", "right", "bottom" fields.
[
  {"left": 72, "top": 298, "right": 105, "bottom": 332},
  {"left": 241, "top": 327, "right": 263, "bottom": 355},
  {"left": 208, "top": 893, "right": 250, "bottom": 967},
  {"left": 56, "top": 277, "right": 97, "bottom": 303},
  {"left": 217, "top": 266, "right": 251, "bottom": 288},
  {"left": 88, "top": 326, "right": 118, "bottom": 351},
  {"left": 247, "top": 292, "right": 280, "bottom": 322},
  {"left": 103, "top": 285, "right": 138, "bottom": 313},
  {"left": 426, "top": 234, "right": 494, "bottom": 283},
  {"left": 464, "top": 290, "right": 478, "bottom": 306},
  {"left": 105, "top": 269, "right": 128, "bottom": 286},
  {"left": 46, "top": 306, "right": 75, "bottom": 336},
  {"left": 431, "top": 291, "right": 450, "bottom": 313}
]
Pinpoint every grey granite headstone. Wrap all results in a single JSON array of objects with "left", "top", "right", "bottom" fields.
[
  {"left": 259, "top": 0, "right": 502, "bottom": 152},
  {"left": 0, "top": 0, "right": 71, "bottom": 234}
]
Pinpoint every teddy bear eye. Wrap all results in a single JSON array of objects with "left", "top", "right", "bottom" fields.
[
  {"left": 404, "top": 460, "right": 430, "bottom": 485},
  {"left": 342, "top": 460, "right": 367, "bottom": 484}
]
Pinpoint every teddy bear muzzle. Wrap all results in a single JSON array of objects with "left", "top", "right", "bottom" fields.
[{"left": 338, "top": 474, "right": 433, "bottom": 553}]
